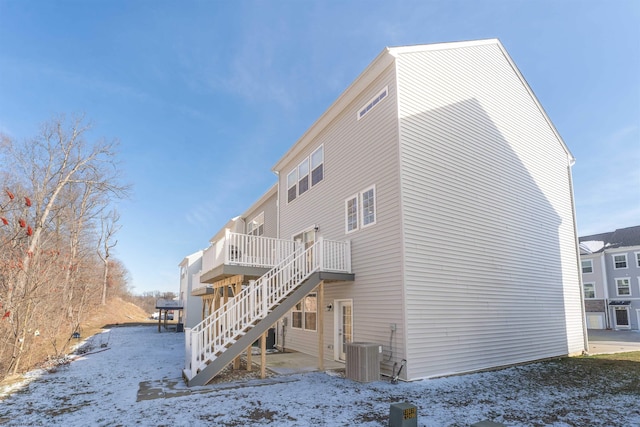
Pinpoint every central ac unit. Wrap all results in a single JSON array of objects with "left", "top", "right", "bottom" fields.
[{"left": 345, "top": 342, "right": 381, "bottom": 382}]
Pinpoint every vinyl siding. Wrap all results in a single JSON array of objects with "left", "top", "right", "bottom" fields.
[
  {"left": 277, "top": 64, "right": 406, "bottom": 368},
  {"left": 243, "top": 188, "right": 278, "bottom": 238},
  {"left": 396, "top": 43, "right": 584, "bottom": 379}
]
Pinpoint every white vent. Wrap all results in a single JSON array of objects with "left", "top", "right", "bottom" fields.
[{"left": 345, "top": 342, "right": 381, "bottom": 382}]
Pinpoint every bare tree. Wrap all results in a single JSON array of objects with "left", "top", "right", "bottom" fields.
[
  {"left": 0, "top": 115, "right": 130, "bottom": 375},
  {"left": 97, "top": 210, "right": 121, "bottom": 306}
]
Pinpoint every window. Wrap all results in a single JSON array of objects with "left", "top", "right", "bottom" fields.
[
  {"left": 583, "top": 283, "right": 595, "bottom": 299},
  {"left": 247, "top": 212, "right": 264, "bottom": 236},
  {"left": 311, "top": 146, "right": 324, "bottom": 186},
  {"left": 286, "top": 145, "right": 324, "bottom": 204},
  {"left": 613, "top": 254, "right": 628, "bottom": 269},
  {"left": 298, "top": 159, "right": 309, "bottom": 195},
  {"left": 581, "top": 259, "right": 593, "bottom": 274},
  {"left": 357, "top": 86, "right": 388, "bottom": 120},
  {"left": 292, "top": 301, "right": 303, "bottom": 329},
  {"left": 615, "top": 308, "right": 630, "bottom": 327},
  {"left": 287, "top": 170, "right": 297, "bottom": 203},
  {"left": 616, "top": 278, "right": 630, "bottom": 296},
  {"left": 361, "top": 186, "right": 376, "bottom": 227},
  {"left": 304, "top": 293, "right": 317, "bottom": 331},
  {"left": 636, "top": 252, "right": 640, "bottom": 268},
  {"left": 291, "top": 293, "right": 316, "bottom": 331},
  {"left": 346, "top": 196, "right": 358, "bottom": 233},
  {"left": 345, "top": 185, "right": 376, "bottom": 233}
]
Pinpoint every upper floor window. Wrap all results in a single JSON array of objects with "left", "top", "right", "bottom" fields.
[
  {"left": 613, "top": 254, "right": 628, "bottom": 269},
  {"left": 345, "top": 185, "right": 376, "bottom": 234},
  {"left": 247, "top": 212, "right": 264, "bottom": 236},
  {"left": 583, "top": 283, "right": 595, "bottom": 299},
  {"left": 357, "top": 86, "right": 388, "bottom": 120},
  {"left": 287, "top": 145, "right": 324, "bottom": 204},
  {"left": 311, "top": 145, "right": 324, "bottom": 186},
  {"left": 636, "top": 252, "right": 640, "bottom": 268},
  {"left": 581, "top": 259, "right": 593, "bottom": 274},
  {"left": 615, "top": 278, "right": 631, "bottom": 296},
  {"left": 287, "top": 170, "right": 297, "bottom": 203}
]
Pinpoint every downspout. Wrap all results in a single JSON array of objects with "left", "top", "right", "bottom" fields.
[
  {"left": 600, "top": 254, "right": 610, "bottom": 328},
  {"left": 567, "top": 158, "right": 589, "bottom": 353}
]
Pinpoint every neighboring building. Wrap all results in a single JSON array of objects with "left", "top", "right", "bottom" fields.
[
  {"left": 182, "top": 39, "right": 586, "bottom": 386},
  {"left": 579, "top": 226, "right": 640, "bottom": 330},
  {"left": 178, "top": 251, "right": 203, "bottom": 329}
]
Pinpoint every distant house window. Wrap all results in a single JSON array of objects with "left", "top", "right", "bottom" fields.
[
  {"left": 581, "top": 259, "right": 593, "bottom": 274},
  {"left": 615, "top": 278, "right": 630, "bottom": 296},
  {"left": 357, "top": 86, "right": 388, "bottom": 120},
  {"left": 311, "top": 145, "right": 324, "bottom": 186},
  {"left": 298, "top": 159, "right": 309, "bottom": 195},
  {"left": 247, "top": 212, "right": 264, "bottom": 236},
  {"left": 636, "top": 252, "right": 640, "bottom": 268},
  {"left": 613, "top": 254, "right": 627, "bottom": 269},
  {"left": 345, "top": 185, "right": 376, "bottom": 234},
  {"left": 346, "top": 195, "right": 358, "bottom": 233},
  {"left": 583, "top": 283, "right": 595, "bottom": 299},
  {"left": 291, "top": 293, "right": 316, "bottom": 331},
  {"left": 287, "top": 170, "right": 297, "bottom": 203}
]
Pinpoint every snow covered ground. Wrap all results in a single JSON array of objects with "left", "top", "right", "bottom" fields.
[{"left": 0, "top": 325, "right": 638, "bottom": 426}]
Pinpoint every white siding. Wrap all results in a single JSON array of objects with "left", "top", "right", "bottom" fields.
[
  {"left": 277, "top": 64, "right": 407, "bottom": 369},
  {"left": 243, "top": 187, "right": 278, "bottom": 238},
  {"left": 396, "top": 42, "right": 584, "bottom": 379}
]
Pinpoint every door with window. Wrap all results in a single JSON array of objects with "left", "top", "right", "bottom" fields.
[
  {"left": 293, "top": 229, "right": 316, "bottom": 272},
  {"left": 335, "top": 299, "right": 353, "bottom": 361},
  {"left": 614, "top": 307, "right": 630, "bottom": 329}
]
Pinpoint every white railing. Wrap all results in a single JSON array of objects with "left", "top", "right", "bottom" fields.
[
  {"left": 187, "top": 237, "right": 351, "bottom": 378},
  {"left": 201, "top": 232, "right": 298, "bottom": 275}
]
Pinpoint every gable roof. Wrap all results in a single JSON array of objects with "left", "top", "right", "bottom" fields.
[
  {"left": 579, "top": 225, "right": 640, "bottom": 254},
  {"left": 272, "top": 38, "right": 574, "bottom": 172}
]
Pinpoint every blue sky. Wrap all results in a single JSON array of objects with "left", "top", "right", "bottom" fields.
[{"left": 1, "top": 1, "right": 638, "bottom": 295}]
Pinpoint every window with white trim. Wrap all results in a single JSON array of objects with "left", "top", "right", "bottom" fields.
[
  {"left": 616, "top": 278, "right": 631, "bottom": 296},
  {"left": 613, "top": 254, "right": 628, "bottom": 269},
  {"left": 357, "top": 86, "right": 388, "bottom": 120},
  {"left": 583, "top": 282, "right": 595, "bottom": 299},
  {"left": 292, "top": 301, "right": 302, "bottom": 329},
  {"left": 247, "top": 212, "right": 264, "bottom": 236},
  {"left": 311, "top": 145, "right": 324, "bottom": 186},
  {"left": 635, "top": 252, "right": 640, "bottom": 268},
  {"left": 287, "top": 170, "right": 297, "bottom": 203},
  {"left": 286, "top": 145, "right": 324, "bottom": 204},
  {"left": 291, "top": 293, "right": 317, "bottom": 331},
  {"left": 298, "top": 159, "right": 309, "bottom": 195},
  {"left": 581, "top": 259, "right": 593, "bottom": 274},
  {"left": 345, "top": 185, "right": 376, "bottom": 233},
  {"left": 346, "top": 195, "right": 358, "bottom": 233}
]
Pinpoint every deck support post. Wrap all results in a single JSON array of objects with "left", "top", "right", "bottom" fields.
[
  {"left": 318, "top": 281, "right": 324, "bottom": 371},
  {"left": 261, "top": 331, "right": 267, "bottom": 379}
]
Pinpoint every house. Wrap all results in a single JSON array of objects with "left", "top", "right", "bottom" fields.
[
  {"left": 579, "top": 225, "right": 640, "bottom": 330},
  {"left": 183, "top": 39, "right": 586, "bottom": 386},
  {"left": 178, "top": 251, "right": 203, "bottom": 329}
]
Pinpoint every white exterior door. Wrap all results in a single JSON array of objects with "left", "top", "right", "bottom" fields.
[{"left": 334, "top": 299, "right": 353, "bottom": 361}]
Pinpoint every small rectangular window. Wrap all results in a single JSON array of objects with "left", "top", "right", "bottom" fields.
[
  {"left": 613, "top": 254, "right": 627, "bottom": 269},
  {"left": 311, "top": 146, "right": 324, "bottom": 186},
  {"left": 616, "top": 278, "right": 630, "bottom": 296},
  {"left": 583, "top": 283, "right": 595, "bottom": 299},
  {"left": 361, "top": 186, "right": 376, "bottom": 227},
  {"left": 581, "top": 259, "right": 593, "bottom": 274},
  {"left": 287, "top": 170, "right": 297, "bottom": 203},
  {"left": 304, "top": 293, "right": 317, "bottom": 331},
  {"left": 292, "top": 301, "right": 302, "bottom": 329},
  {"left": 346, "top": 195, "right": 358, "bottom": 233},
  {"left": 635, "top": 252, "right": 640, "bottom": 268},
  {"left": 298, "top": 159, "right": 309, "bottom": 195}
]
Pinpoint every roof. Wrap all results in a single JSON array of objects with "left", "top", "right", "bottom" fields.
[
  {"left": 272, "top": 38, "right": 574, "bottom": 172},
  {"left": 579, "top": 225, "right": 640, "bottom": 254}
]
